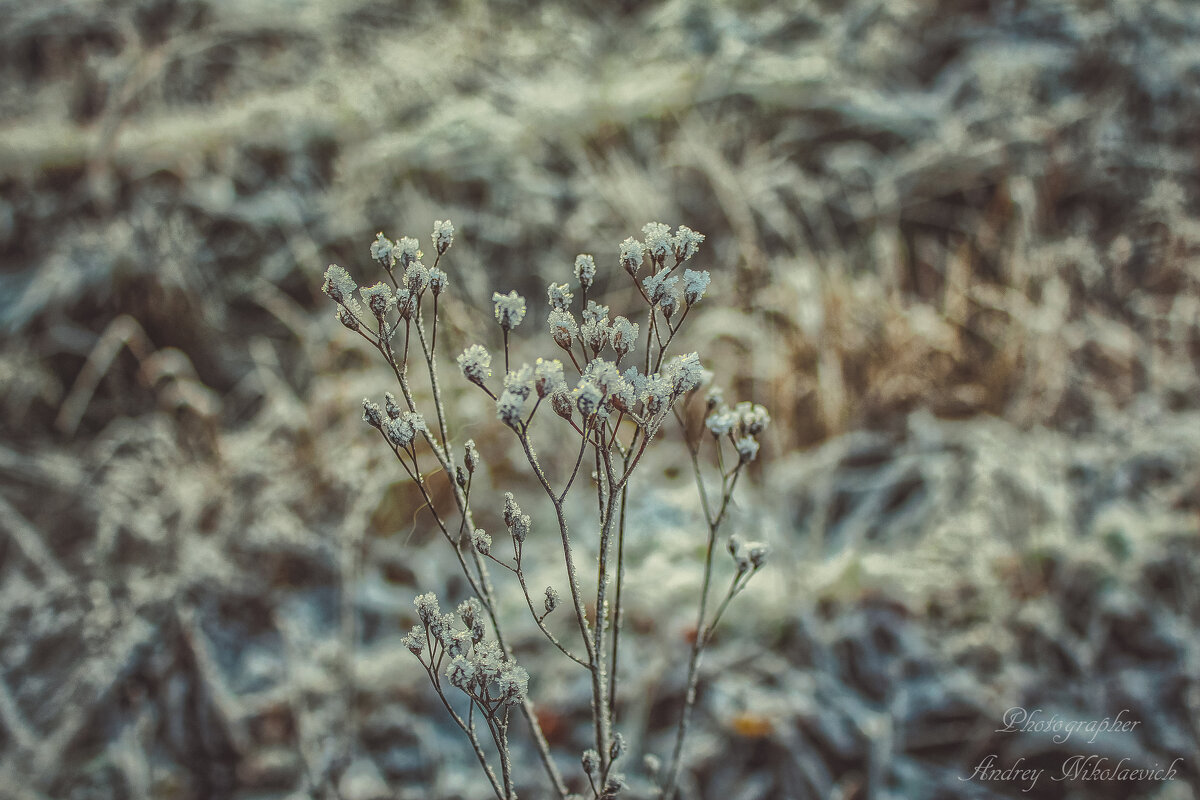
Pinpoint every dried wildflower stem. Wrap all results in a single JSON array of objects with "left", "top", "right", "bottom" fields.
[
  {"left": 327, "top": 221, "right": 766, "bottom": 800},
  {"left": 661, "top": 421, "right": 745, "bottom": 800}
]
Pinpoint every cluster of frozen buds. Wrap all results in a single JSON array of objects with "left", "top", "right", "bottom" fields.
[
  {"left": 361, "top": 392, "right": 427, "bottom": 449},
  {"left": 704, "top": 395, "right": 771, "bottom": 463},
  {"left": 401, "top": 592, "right": 529, "bottom": 708},
  {"left": 322, "top": 220, "right": 454, "bottom": 335}
]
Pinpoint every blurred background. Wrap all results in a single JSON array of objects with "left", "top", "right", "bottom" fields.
[{"left": 2, "top": 0, "right": 1199, "bottom": 798}]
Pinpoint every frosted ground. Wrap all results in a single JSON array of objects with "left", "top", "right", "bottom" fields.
[{"left": 1, "top": 1, "right": 1199, "bottom": 798}]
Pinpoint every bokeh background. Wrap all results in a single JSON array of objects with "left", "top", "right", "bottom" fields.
[{"left": 2, "top": 0, "right": 1199, "bottom": 798}]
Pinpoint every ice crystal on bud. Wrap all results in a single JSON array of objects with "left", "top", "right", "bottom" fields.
[
  {"left": 415, "top": 592, "right": 441, "bottom": 625},
  {"left": 619, "top": 237, "right": 645, "bottom": 275},
  {"left": 548, "top": 309, "right": 578, "bottom": 350},
  {"left": 535, "top": 358, "right": 566, "bottom": 398},
  {"left": 642, "top": 222, "right": 673, "bottom": 265},
  {"left": 432, "top": 219, "right": 454, "bottom": 254},
  {"left": 504, "top": 364, "right": 535, "bottom": 400},
  {"left": 582, "top": 300, "right": 609, "bottom": 325},
  {"left": 509, "top": 513, "right": 531, "bottom": 544},
  {"left": 673, "top": 225, "right": 705, "bottom": 262},
  {"left": 574, "top": 254, "right": 597, "bottom": 289},
  {"left": 735, "top": 436, "right": 760, "bottom": 462},
  {"left": 665, "top": 352, "right": 704, "bottom": 396},
  {"left": 384, "top": 392, "right": 402, "bottom": 420},
  {"left": 551, "top": 388, "right": 574, "bottom": 420},
  {"left": 404, "top": 262, "right": 430, "bottom": 295},
  {"left": 458, "top": 344, "right": 492, "bottom": 386},
  {"left": 472, "top": 528, "right": 492, "bottom": 556},
  {"left": 384, "top": 416, "right": 415, "bottom": 448},
  {"left": 547, "top": 282, "right": 573, "bottom": 311},
  {"left": 643, "top": 267, "right": 680, "bottom": 306},
  {"left": 683, "top": 268, "right": 711, "bottom": 305},
  {"left": 582, "top": 749, "right": 600, "bottom": 775},
  {"left": 497, "top": 389, "right": 525, "bottom": 429},
  {"left": 464, "top": 439, "right": 479, "bottom": 473},
  {"left": 496, "top": 662, "right": 529, "bottom": 704},
  {"left": 493, "top": 290, "right": 527, "bottom": 331},
  {"left": 429, "top": 267, "right": 447, "bottom": 295},
  {"left": 360, "top": 282, "right": 394, "bottom": 318},
  {"left": 575, "top": 379, "right": 602, "bottom": 417},
  {"left": 582, "top": 313, "right": 611, "bottom": 356},
  {"left": 322, "top": 264, "right": 357, "bottom": 302},
  {"left": 362, "top": 399, "right": 384, "bottom": 429},
  {"left": 503, "top": 493, "right": 522, "bottom": 528},
  {"left": 447, "top": 655, "right": 475, "bottom": 691},
  {"left": 544, "top": 586, "right": 559, "bottom": 614},
  {"left": 735, "top": 401, "right": 771, "bottom": 435},
  {"left": 747, "top": 542, "right": 770, "bottom": 569},
  {"left": 659, "top": 290, "right": 679, "bottom": 319},
  {"left": 395, "top": 236, "right": 421, "bottom": 268},
  {"left": 610, "top": 316, "right": 639, "bottom": 358},
  {"left": 401, "top": 624, "right": 426, "bottom": 656},
  {"left": 370, "top": 233, "right": 393, "bottom": 265},
  {"left": 706, "top": 407, "right": 737, "bottom": 436}
]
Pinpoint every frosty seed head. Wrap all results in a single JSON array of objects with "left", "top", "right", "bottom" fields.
[
  {"left": 735, "top": 436, "right": 760, "bottom": 463},
  {"left": 360, "top": 282, "right": 395, "bottom": 319},
  {"left": 432, "top": 219, "right": 454, "bottom": 255},
  {"left": 322, "top": 264, "right": 357, "bottom": 303},
  {"left": 683, "top": 268, "right": 711, "bottom": 305},
  {"left": 384, "top": 416, "right": 415, "bottom": 448},
  {"left": 401, "top": 624, "right": 426, "bottom": 656},
  {"left": 705, "top": 386, "right": 724, "bottom": 412},
  {"left": 456, "top": 466, "right": 468, "bottom": 489},
  {"left": 610, "top": 316, "right": 639, "bottom": 359},
  {"left": 618, "top": 237, "right": 645, "bottom": 276},
  {"left": 370, "top": 233, "right": 394, "bottom": 267},
  {"left": 493, "top": 290, "right": 527, "bottom": 331},
  {"left": 548, "top": 309, "right": 578, "bottom": 351},
  {"left": 503, "top": 492, "right": 522, "bottom": 528},
  {"left": 547, "top": 282, "right": 573, "bottom": 312},
  {"left": 728, "top": 534, "right": 751, "bottom": 573},
  {"left": 446, "top": 628, "right": 472, "bottom": 659},
  {"left": 659, "top": 290, "right": 679, "bottom": 319},
  {"left": 384, "top": 392, "right": 403, "bottom": 420},
  {"left": 415, "top": 592, "right": 441, "bottom": 625},
  {"left": 582, "top": 315, "right": 611, "bottom": 356},
  {"left": 643, "top": 267, "right": 680, "bottom": 306},
  {"left": 574, "top": 254, "right": 597, "bottom": 289},
  {"left": 551, "top": 388, "right": 574, "bottom": 420},
  {"left": 405, "top": 261, "right": 430, "bottom": 295},
  {"left": 497, "top": 389, "right": 525, "bottom": 429},
  {"left": 582, "top": 749, "right": 600, "bottom": 776},
  {"left": 642, "top": 222, "right": 673, "bottom": 267},
  {"left": 665, "top": 352, "right": 704, "bottom": 397},
  {"left": 395, "top": 287, "right": 417, "bottom": 320},
  {"left": 544, "top": 585, "right": 560, "bottom": 614},
  {"left": 394, "top": 236, "right": 421, "bottom": 269},
  {"left": 747, "top": 541, "right": 770, "bottom": 569},
  {"left": 464, "top": 439, "right": 480, "bottom": 473},
  {"left": 429, "top": 267, "right": 448, "bottom": 296},
  {"left": 447, "top": 655, "right": 475, "bottom": 692},
  {"left": 706, "top": 407, "right": 737, "bottom": 436},
  {"left": 534, "top": 358, "right": 566, "bottom": 398},
  {"left": 510, "top": 513, "right": 531, "bottom": 544},
  {"left": 610, "top": 732, "right": 626, "bottom": 760},
  {"left": 496, "top": 662, "right": 529, "bottom": 705},
  {"left": 472, "top": 528, "right": 492, "bottom": 556},
  {"left": 672, "top": 225, "right": 705, "bottom": 262},
  {"left": 582, "top": 300, "right": 610, "bottom": 326},
  {"left": 504, "top": 364, "right": 535, "bottom": 400},
  {"left": 736, "top": 401, "right": 771, "bottom": 435},
  {"left": 575, "top": 379, "right": 602, "bottom": 417},
  {"left": 362, "top": 399, "right": 384, "bottom": 429},
  {"left": 458, "top": 344, "right": 492, "bottom": 386}
]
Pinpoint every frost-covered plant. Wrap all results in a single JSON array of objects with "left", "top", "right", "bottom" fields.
[{"left": 321, "top": 221, "right": 769, "bottom": 799}]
